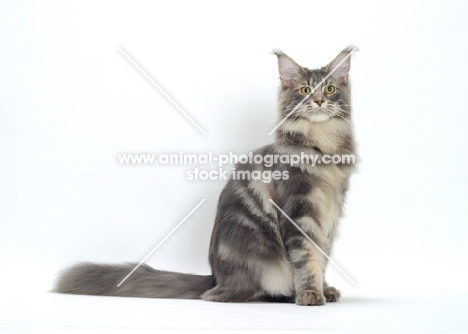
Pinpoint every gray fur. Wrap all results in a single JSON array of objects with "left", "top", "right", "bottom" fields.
[
  {"left": 56, "top": 262, "right": 215, "bottom": 298},
  {"left": 55, "top": 47, "right": 357, "bottom": 306}
]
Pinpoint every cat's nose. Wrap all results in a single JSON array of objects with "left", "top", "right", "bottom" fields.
[{"left": 314, "top": 100, "right": 324, "bottom": 106}]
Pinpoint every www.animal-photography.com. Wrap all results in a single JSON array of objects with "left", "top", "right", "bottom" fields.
[{"left": 1, "top": 1, "right": 467, "bottom": 333}]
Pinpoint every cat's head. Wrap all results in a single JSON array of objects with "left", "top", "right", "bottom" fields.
[{"left": 274, "top": 46, "right": 356, "bottom": 125}]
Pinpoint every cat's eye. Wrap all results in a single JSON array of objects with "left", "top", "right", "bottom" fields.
[
  {"left": 300, "top": 87, "right": 311, "bottom": 95},
  {"left": 324, "top": 85, "right": 336, "bottom": 95}
]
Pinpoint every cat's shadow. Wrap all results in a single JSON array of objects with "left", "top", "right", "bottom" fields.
[
  {"left": 339, "top": 296, "right": 387, "bottom": 304},
  {"left": 251, "top": 296, "right": 386, "bottom": 306}
]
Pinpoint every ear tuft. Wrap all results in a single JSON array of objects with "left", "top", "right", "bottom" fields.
[
  {"left": 343, "top": 44, "right": 359, "bottom": 53},
  {"left": 272, "top": 49, "right": 285, "bottom": 58}
]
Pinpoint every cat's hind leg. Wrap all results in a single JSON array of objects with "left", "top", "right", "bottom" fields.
[
  {"left": 201, "top": 285, "right": 259, "bottom": 303},
  {"left": 202, "top": 264, "right": 263, "bottom": 303}
]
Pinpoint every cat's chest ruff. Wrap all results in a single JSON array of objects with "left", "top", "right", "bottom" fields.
[
  {"left": 281, "top": 118, "right": 351, "bottom": 154},
  {"left": 305, "top": 165, "right": 347, "bottom": 238}
]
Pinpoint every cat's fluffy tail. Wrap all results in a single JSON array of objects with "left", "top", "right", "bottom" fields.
[{"left": 54, "top": 262, "right": 215, "bottom": 299}]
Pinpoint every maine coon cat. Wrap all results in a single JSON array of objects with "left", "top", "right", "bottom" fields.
[{"left": 55, "top": 46, "right": 357, "bottom": 306}]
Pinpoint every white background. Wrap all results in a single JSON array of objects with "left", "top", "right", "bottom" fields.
[{"left": 1, "top": 0, "right": 468, "bottom": 332}]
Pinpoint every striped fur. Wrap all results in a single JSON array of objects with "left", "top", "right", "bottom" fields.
[{"left": 55, "top": 47, "right": 357, "bottom": 306}]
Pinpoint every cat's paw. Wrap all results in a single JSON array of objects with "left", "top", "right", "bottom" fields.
[
  {"left": 295, "top": 290, "right": 325, "bottom": 306},
  {"left": 323, "top": 286, "right": 341, "bottom": 302}
]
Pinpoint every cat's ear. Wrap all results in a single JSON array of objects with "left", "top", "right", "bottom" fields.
[
  {"left": 273, "top": 49, "right": 305, "bottom": 87},
  {"left": 326, "top": 45, "right": 357, "bottom": 84}
]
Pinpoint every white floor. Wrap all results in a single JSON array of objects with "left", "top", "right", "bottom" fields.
[{"left": 1, "top": 290, "right": 467, "bottom": 333}]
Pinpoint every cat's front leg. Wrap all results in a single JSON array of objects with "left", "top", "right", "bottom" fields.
[
  {"left": 323, "top": 284, "right": 340, "bottom": 302},
  {"left": 283, "top": 219, "right": 327, "bottom": 306},
  {"left": 293, "top": 255, "right": 326, "bottom": 306}
]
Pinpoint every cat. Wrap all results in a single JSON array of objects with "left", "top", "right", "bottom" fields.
[{"left": 55, "top": 46, "right": 357, "bottom": 306}]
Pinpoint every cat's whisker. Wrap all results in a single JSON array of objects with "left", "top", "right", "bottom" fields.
[
  {"left": 334, "top": 113, "right": 353, "bottom": 126},
  {"left": 331, "top": 105, "right": 352, "bottom": 116},
  {"left": 336, "top": 108, "right": 351, "bottom": 114}
]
